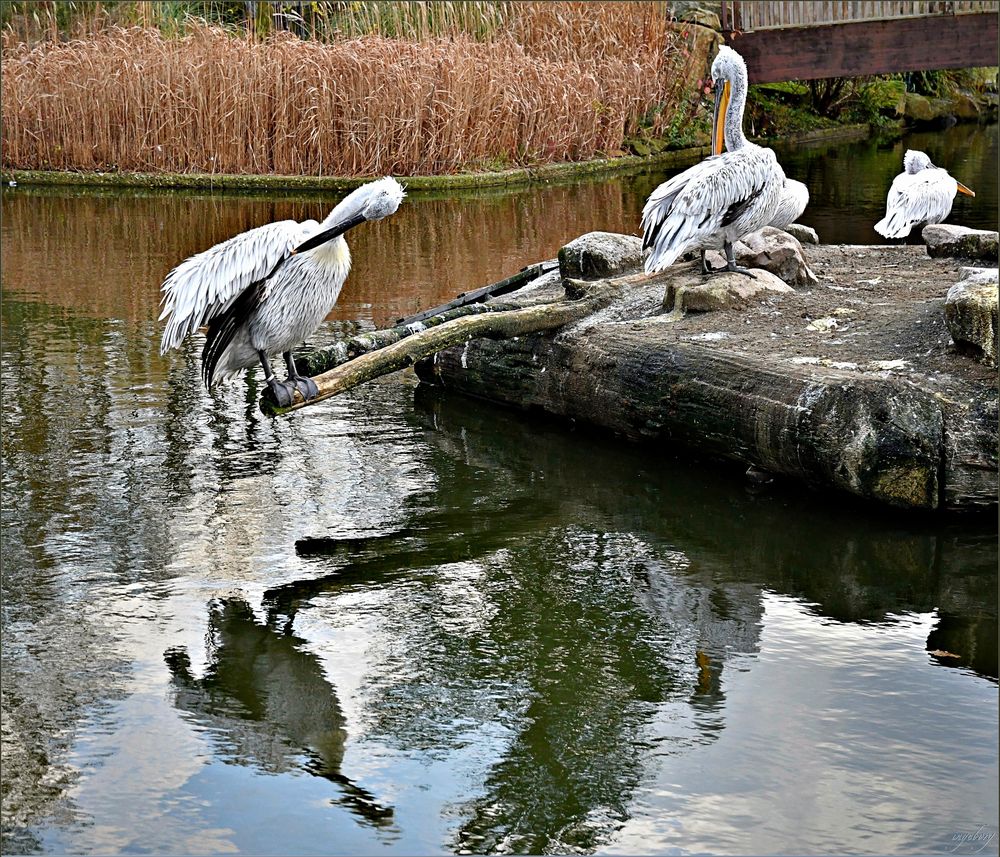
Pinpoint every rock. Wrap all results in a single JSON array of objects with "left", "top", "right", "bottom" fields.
[
  {"left": 945, "top": 280, "right": 999, "bottom": 366},
  {"left": 958, "top": 266, "right": 999, "bottom": 286},
  {"left": 558, "top": 231, "right": 643, "bottom": 280},
  {"left": 664, "top": 268, "right": 793, "bottom": 313},
  {"left": 732, "top": 226, "right": 819, "bottom": 286},
  {"left": 679, "top": 8, "right": 721, "bottom": 29},
  {"left": 949, "top": 93, "right": 981, "bottom": 120},
  {"left": 922, "top": 224, "right": 999, "bottom": 262},
  {"left": 783, "top": 223, "right": 819, "bottom": 245},
  {"left": 904, "top": 92, "right": 935, "bottom": 122}
]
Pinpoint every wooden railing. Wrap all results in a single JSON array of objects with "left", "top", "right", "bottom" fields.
[{"left": 722, "top": 0, "right": 999, "bottom": 32}]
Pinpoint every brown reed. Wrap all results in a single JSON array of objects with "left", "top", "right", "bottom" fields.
[{"left": 0, "top": 3, "right": 697, "bottom": 177}]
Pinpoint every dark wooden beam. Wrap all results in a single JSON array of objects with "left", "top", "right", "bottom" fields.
[{"left": 726, "top": 12, "right": 999, "bottom": 83}]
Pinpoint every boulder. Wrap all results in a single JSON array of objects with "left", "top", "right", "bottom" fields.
[
  {"left": 904, "top": 92, "right": 935, "bottom": 122},
  {"left": 945, "top": 278, "right": 999, "bottom": 366},
  {"left": 783, "top": 223, "right": 819, "bottom": 245},
  {"left": 664, "top": 268, "right": 793, "bottom": 313},
  {"left": 558, "top": 232, "right": 643, "bottom": 280},
  {"left": 948, "top": 93, "right": 981, "bottom": 120},
  {"left": 732, "top": 226, "right": 819, "bottom": 286},
  {"left": 923, "top": 224, "right": 999, "bottom": 262},
  {"left": 958, "top": 266, "right": 1000, "bottom": 286}
]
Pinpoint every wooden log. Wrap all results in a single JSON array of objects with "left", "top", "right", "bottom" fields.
[
  {"left": 293, "top": 260, "right": 558, "bottom": 378},
  {"left": 260, "top": 275, "right": 631, "bottom": 416}
]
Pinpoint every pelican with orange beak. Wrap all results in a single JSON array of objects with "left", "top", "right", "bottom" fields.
[
  {"left": 641, "top": 46, "right": 785, "bottom": 277},
  {"left": 874, "top": 150, "right": 975, "bottom": 239}
]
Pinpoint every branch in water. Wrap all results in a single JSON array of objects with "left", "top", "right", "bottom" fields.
[{"left": 262, "top": 275, "right": 635, "bottom": 416}]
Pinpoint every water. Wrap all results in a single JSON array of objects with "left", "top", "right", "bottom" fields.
[{"left": 1, "top": 123, "right": 997, "bottom": 856}]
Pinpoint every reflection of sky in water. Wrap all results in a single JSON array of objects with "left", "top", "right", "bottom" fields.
[{"left": 1, "top": 126, "right": 997, "bottom": 854}]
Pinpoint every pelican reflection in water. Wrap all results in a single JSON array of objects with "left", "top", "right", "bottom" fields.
[{"left": 164, "top": 599, "right": 393, "bottom": 827}]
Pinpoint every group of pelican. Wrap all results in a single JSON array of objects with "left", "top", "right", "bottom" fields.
[
  {"left": 640, "top": 45, "right": 975, "bottom": 272},
  {"left": 158, "top": 45, "right": 976, "bottom": 404}
]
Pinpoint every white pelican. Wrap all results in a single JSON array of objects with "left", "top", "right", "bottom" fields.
[
  {"left": 768, "top": 178, "right": 809, "bottom": 230},
  {"left": 874, "top": 150, "right": 975, "bottom": 239},
  {"left": 159, "top": 177, "right": 405, "bottom": 406},
  {"left": 641, "top": 46, "right": 785, "bottom": 277}
]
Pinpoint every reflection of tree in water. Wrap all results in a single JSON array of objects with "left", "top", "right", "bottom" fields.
[{"left": 164, "top": 599, "right": 393, "bottom": 829}]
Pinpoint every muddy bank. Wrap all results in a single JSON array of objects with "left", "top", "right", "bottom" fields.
[{"left": 414, "top": 239, "right": 998, "bottom": 512}]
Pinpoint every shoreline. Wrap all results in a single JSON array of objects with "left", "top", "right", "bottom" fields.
[{"left": 1, "top": 125, "right": 872, "bottom": 194}]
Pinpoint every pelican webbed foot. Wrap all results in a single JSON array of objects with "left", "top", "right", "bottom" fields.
[
  {"left": 264, "top": 378, "right": 298, "bottom": 408},
  {"left": 258, "top": 349, "right": 302, "bottom": 408},
  {"left": 283, "top": 351, "right": 320, "bottom": 401}
]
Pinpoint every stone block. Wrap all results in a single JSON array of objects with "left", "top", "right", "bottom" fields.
[
  {"left": 923, "top": 224, "right": 999, "bottom": 262},
  {"left": 733, "top": 226, "right": 819, "bottom": 286},
  {"left": 558, "top": 232, "right": 644, "bottom": 280},
  {"left": 945, "top": 279, "right": 999, "bottom": 366},
  {"left": 783, "top": 223, "right": 819, "bottom": 245}
]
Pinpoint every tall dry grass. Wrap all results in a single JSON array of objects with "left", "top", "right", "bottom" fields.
[{"left": 1, "top": 3, "right": 700, "bottom": 177}]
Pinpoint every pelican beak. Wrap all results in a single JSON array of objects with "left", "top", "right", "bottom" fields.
[
  {"left": 712, "top": 79, "right": 731, "bottom": 156},
  {"left": 292, "top": 212, "right": 367, "bottom": 254},
  {"left": 956, "top": 181, "right": 976, "bottom": 197}
]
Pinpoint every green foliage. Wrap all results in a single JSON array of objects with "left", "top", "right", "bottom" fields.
[{"left": 747, "top": 86, "right": 840, "bottom": 138}]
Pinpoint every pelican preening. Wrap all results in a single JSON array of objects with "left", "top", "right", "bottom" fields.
[
  {"left": 873, "top": 149, "right": 975, "bottom": 239},
  {"left": 641, "top": 45, "right": 786, "bottom": 277},
  {"left": 159, "top": 177, "right": 405, "bottom": 406}
]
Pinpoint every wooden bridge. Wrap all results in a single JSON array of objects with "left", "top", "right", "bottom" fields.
[{"left": 719, "top": 1, "right": 1000, "bottom": 83}]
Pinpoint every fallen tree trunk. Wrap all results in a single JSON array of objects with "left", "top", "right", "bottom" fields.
[
  {"left": 261, "top": 274, "right": 630, "bottom": 416},
  {"left": 293, "top": 260, "right": 558, "bottom": 378}
]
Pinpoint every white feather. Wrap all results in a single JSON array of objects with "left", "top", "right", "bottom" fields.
[
  {"left": 158, "top": 177, "right": 405, "bottom": 385},
  {"left": 768, "top": 179, "right": 809, "bottom": 229},
  {"left": 641, "top": 47, "right": 785, "bottom": 274},
  {"left": 874, "top": 151, "right": 963, "bottom": 239}
]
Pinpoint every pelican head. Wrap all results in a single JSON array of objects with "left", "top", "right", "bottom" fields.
[
  {"left": 711, "top": 46, "right": 749, "bottom": 155},
  {"left": 295, "top": 176, "right": 406, "bottom": 254},
  {"left": 903, "top": 149, "right": 975, "bottom": 196}
]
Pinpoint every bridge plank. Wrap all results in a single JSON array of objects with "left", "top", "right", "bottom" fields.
[{"left": 727, "top": 12, "right": 999, "bottom": 82}]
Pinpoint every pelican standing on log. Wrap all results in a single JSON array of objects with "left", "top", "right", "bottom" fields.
[
  {"left": 641, "top": 46, "right": 785, "bottom": 277},
  {"left": 873, "top": 150, "right": 975, "bottom": 239},
  {"left": 159, "top": 177, "right": 405, "bottom": 407}
]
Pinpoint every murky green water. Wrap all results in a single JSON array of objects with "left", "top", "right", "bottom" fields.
[{"left": 2, "top": 124, "right": 997, "bottom": 856}]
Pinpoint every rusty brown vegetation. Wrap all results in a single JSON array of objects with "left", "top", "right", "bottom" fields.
[{"left": 1, "top": 3, "right": 697, "bottom": 177}]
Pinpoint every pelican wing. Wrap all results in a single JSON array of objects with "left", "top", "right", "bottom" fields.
[
  {"left": 874, "top": 170, "right": 955, "bottom": 238},
  {"left": 158, "top": 220, "right": 315, "bottom": 354},
  {"left": 642, "top": 147, "right": 781, "bottom": 272}
]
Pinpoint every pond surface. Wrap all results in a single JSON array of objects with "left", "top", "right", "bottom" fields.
[{"left": 2, "top": 123, "right": 997, "bottom": 856}]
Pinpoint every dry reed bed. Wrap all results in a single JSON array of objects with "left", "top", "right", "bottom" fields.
[{"left": 1, "top": 5, "right": 694, "bottom": 176}]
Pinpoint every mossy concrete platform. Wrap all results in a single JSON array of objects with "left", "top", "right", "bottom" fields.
[{"left": 416, "top": 241, "right": 998, "bottom": 512}]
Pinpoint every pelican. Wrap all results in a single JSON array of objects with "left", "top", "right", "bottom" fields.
[
  {"left": 874, "top": 150, "right": 975, "bottom": 239},
  {"left": 768, "top": 178, "right": 809, "bottom": 230},
  {"left": 641, "top": 45, "right": 785, "bottom": 277},
  {"left": 712, "top": 68, "right": 808, "bottom": 232},
  {"left": 159, "top": 177, "right": 405, "bottom": 406}
]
